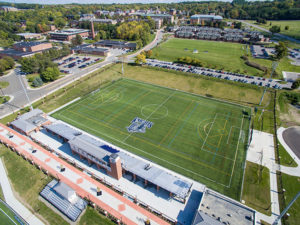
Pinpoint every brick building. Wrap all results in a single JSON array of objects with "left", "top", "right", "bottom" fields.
[
  {"left": 0, "top": 41, "right": 53, "bottom": 59},
  {"left": 49, "top": 29, "right": 89, "bottom": 42}
]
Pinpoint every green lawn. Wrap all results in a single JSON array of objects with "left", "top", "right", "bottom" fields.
[
  {"left": 79, "top": 206, "right": 115, "bottom": 225},
  {"left": 245, "top": 20, "right": 300, "bottom": 40},
  {"left": 0, "top": 200, "right": 26, "bottom": 225},
  {"left": 0, "top": 81, "right": 9, "bottom": 89},
  {"left": 152, "top": 38, "right": 265, "bottom": 75},
  {"left": 53, "top": 78, "right": 250, "bottom": 200},
  {"left": 0, "top": 96, "right": 10, "bottom": 104},
  {"left": 280, "top": 173, "right": 300, "bottom": 225},
  {"left": 278, "top": 142, "right": 298, "bottom": 167},
  {"left": 242, "top": 161, "right": 271, "bottom": 215}
]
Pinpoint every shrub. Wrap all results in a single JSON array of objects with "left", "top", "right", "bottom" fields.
[
  {"left": 32, "top": 77, "right": 43, "bottom": 87},
  {"left": 245, "top": 61, "right": 267, "bottom": 72}
]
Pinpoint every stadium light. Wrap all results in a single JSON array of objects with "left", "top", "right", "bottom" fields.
[{"left": 259, "top": 61, "right": 278, "bottom": 106}]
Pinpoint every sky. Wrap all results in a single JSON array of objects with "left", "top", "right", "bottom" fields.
[{"left": 1, "top": 0, "right": 232, "bottom": 5}]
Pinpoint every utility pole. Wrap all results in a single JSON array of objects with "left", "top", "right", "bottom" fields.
[
  {"left": 18, "top": 74, "right": 33, "bottom": 110},
  {"left": 259, "top": 61, "right": 278, "bottom": 105},
  {"left": 273, "top": 191, "right": 300, "bottom": 225}
]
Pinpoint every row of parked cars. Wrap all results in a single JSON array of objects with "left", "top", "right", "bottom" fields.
[{"left": 146, "top": 59, "right": 284, "bottom": 89}]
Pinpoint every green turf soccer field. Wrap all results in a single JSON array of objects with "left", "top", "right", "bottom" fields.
[
  {"left": 0, "top": 200, "right": 26, "bottom": 225},
  {"left": 53, "top": 78, "right": 251, "bottom": 199}
]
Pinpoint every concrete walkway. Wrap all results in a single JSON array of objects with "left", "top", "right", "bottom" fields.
[
  {"left": 0, "top": 159, "right": 44, "bottom": 225},
  {"left": 0, "top": 123, "right": 169, "bottom": 225},
  {"left": 247, "top": 130, "right": 281, "bottom": 225}
]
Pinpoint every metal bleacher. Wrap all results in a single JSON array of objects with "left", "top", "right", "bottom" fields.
[{"left": 40, "top": 180, "right": 86, "bottom": 222}]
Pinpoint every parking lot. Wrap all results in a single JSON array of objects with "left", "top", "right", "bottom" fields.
[
  {"left": 146, "top": 59, "right": 292, "bottom": 89},
  {"left": 289, "top": 49, "right": 300, "bottom": 66},
  {"left": 55, "top": 55, "right": 103, "bottom": 75}
]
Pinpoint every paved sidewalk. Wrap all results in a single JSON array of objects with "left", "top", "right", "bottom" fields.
[
  {"left": 247, "top": 130, "right": 281, "bottom": 225},
  {"left": 0, "top": 158, "right": 44, "bottom": 225},
  {"left": 0, "top": 123, "right": 169, "bottom": 225}
]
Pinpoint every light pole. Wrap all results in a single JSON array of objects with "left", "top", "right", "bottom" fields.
[
  {"left": 273, "top": 191, "right": 300, "bottom": 225},
  {"left": 17, "top": 73, "right": 33, "bottom": 110},
  {"left": 259, "top": 61, "right": 278, "bottom": 106}
]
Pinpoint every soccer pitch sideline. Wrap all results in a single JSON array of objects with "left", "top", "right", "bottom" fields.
[{"left": 53, "top": 78, "right": 251, "bottom": 199}]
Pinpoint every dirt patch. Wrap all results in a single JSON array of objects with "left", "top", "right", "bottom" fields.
[{"left": 280, "top": 104, "right": 300, "bottom": 126}]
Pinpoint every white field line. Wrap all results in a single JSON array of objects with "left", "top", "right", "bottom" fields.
[
  {"left": 227, "top": 115, "right": 244, "bottom": 188},
  {"left": 124, "top": 77, "right": 252, "bottom": 112},
  {"left": 58, "top": 113, "right": 229, "bottom": 187},
  {"left": 201, "top": 113, "right": 217, "bottom": 151},
  {"left": 226, "top": 126, "right": 241, "bottom": 144},
  {"left": 0, "top": 208, "right": 18, "bottom": 225},
  {"left": 122, "top": 91, "right": 175, "bottom": 143}
]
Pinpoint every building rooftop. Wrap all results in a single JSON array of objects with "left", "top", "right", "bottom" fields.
[
  {"left": 16, "top": 33, "right": 40, "bottom": 37},
  {"left": 11, "top": 109, "right": 48, "bottom": 133},
  {"left": 45, "top": 123, "right": 82, "bottom": 140},
  {"left": 40, "top": 180, "right": 87, "bottom": 222},
  {"left": 14, "top": 41, "right": 47, "bottom": 48},
  {"left": 49, "top": 29, "right": 89, "bottom": 36},
  {"left": 191, "top": 14, "right": 223, "bottom": 20},
  {"left": 46, "top": 121, "right": 192, "bottom": 199},
  {"left": 94, "top": 40, "right": 137, "bottom": 48},
  {"left": 133, "top": 12, "right": 173, "bottom": 18},
  {"left": 198, "top": 190, "right": 255, "bottom": 225},
  {"left": 0, "top": 48, "right": 37, "bottom": 57},
  {"left": 118, "top": 151, "right": 192, "bottom": 199}
]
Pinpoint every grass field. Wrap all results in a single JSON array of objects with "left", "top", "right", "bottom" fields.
[
  {"left": 245, "top": 20, "right": 300, "bottom": 40},
  {"left": 53, "top": 78, "right": 251, "bottom": 199},
  {"left": 242, "top": 162, "right": 271, "bottom": 215},
  {"left": 152, "top": 38, "right": 300, "bottom": 78},
  {"left": 0, "top": 200, "right": 27, "bottom": 225},
  {"left": 152, "top": 38, "right": 264, "bottom": 75},
  {"left": 280, "top": 173, "right": 300, "bottom": 225}
]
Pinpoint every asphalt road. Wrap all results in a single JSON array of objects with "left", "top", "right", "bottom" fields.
[
  {"left": 282, "top": 126, "right": 300, "bottom": 160},
  {"left": 0, "top": 30, "right": 163, "bottom": 118}
]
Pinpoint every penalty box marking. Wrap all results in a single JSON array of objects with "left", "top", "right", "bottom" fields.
[
  {"left": 62, "top": 109, "right": 231, "bottom": 178},
  {"left": 58, "top": 113, "right": 231, "bottom": 187}
]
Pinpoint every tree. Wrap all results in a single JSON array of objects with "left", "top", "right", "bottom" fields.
[
  {"left": 274, "top": 41, "right": 288, "bottom": 60},
  {"left": 291, "top": 79, "right": 300, "bottom": 89},
  {"left": 135, "top": 54, "right": 146, "bottom": 65},
  {"left": 269, "top": 25, "right": 281, "bottom": 34},
  {"left": 145, "top": 50, "right": 152, "bottom": 58},
  {"left": 234, "top": 22, "right": 242, "bottom": 29},
  {"left": 40, "top": 67, "right": 59, "bottom": 82},
  {"left": 72, "top": 34, "right": 83, "bottom": 46}
]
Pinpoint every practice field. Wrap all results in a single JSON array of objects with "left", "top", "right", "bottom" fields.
[
  {"left": 152, "top": 38, "right": 263, "bottom": 76},
  {"left": 0, "top": 200, "right": 26, "bottom": 225},
  {"left": 53, "top": 79, "right": 251, "bottom": 199}
]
